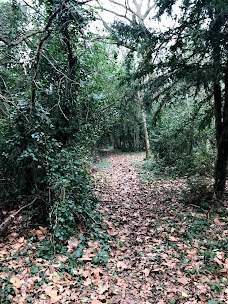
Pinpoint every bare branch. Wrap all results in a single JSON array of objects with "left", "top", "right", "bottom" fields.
[
  {"left": 22, "top": 0, "right": 45, "bottom": 17},
  {"left": 31, "top": 0, "right": 68, "bottom": 108},
  {"left": 77, "top": 0, "right": 95, "bottom": 4},
  {"left": 0, "top": 93, "right": 15, "bottom": 106},
  {"left": 99, "top": 6, "right": 132, "bottom": 22},
  {"left": 42, "top": 53, "right": 79, "bottom": 85},
  {"left": 96, "top": 15, "right": 136, "bottom": 50},
  {"left": 0, "top": 29, "right": 46, "bottom": 47}
]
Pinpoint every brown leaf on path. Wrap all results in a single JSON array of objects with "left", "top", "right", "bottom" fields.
[
  {"left": 38, "top": 226, "right": 48, "bottom": 234},
  {"left": 116, "top": 260, "right": 129, "bottom": 270},
  {"left": 91, "top": 300, "right": 101, "bottom": 304},
  {"left": 84, "top": 277, "right": 92, "bottom": 286},
  {"left": 12, "top": 240, "right": 25, "bottom": 250},
  {"left": 216, "top": 251, "right": 225, "bottom": 260},
  {"left": 187, "top": 250, "right": 197, "bottom": 258},
  {"left": 10, "top": 276, "right": 22, "bottom": 290},
  {"left": 0, "top": 249, "right": 8, "bottom": 257},
  {"left": 97, "top": 283, "right": 109, "bottom": 295},
  {"left": 163, "top": 260, "right": 177, "bottom": 269},
  {"left": 92, "top": 267, "right": 103, "bottom": 278},
  {"left": 168, "top": 236, "right": 178, "bottom": 242},
  {"left": 107, "top": 229, "right": 118, "bottom": 236},
  {"left": 44, "top": 286, "right": 62, "bottom": 303},
  {"left": 193, "top": 282, "right": 209, "bottom": 294},
  {"left": 157, "top": 300, "right": 166, "bottom": 304},
  {"left": 176, "top": 276, "right": 190, "bottom": 285},
  {"left": 78, "top": 268, "right": 91, "bottom": 278},
  {"left": 67, "top": 236, "right": 80, "bottom": 252},
  {"left": 116, "top": 277, "right": 128, "bottom": 289},
  {"left": 30, "top": 229, "right": 43, "bottom": 236},
  {"left": 56, "top": 255, "right": 68, "bottom": 263},
  {"left": 143, "top": 268, "right": 150, "bottom": 277},
  {"left": 78, "top": 254, "right": 93, "bottom": 261},
  {"left": 213, "top": 217, "right": 226, "bottom": 225}
]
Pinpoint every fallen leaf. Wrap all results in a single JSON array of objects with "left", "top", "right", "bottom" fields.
[
  {"left": 117, "top": 261, "right": 129, "bottom": 270},
  {"left": 92, "top": 267, "right": 103, "bottom": 278},
  {"left": 143, "top": 268, "right": 150, "bottom": 277},
  {"left": 177, "top": 276, "right": 190, "bottom": 285},
  {"left": 10, "top": 276, "right": 22, "bottom": 290},
  {"left": 168, "top": 236, "right": 178, "bottom": 242},
  {"left": 97, "top": 283, "right": 109, "bottom": 295},
  {"left": 214, "top": 257, "right": 223, "bottom": 265},
  {"left": 91, "top": 300, "right": 101, "bottom": 304},
  {"left": 44, "top": 286, "right": 62, "bottom": 303},
  {"left": 38, "top": 226, "right": 48, "bottom": 234}
]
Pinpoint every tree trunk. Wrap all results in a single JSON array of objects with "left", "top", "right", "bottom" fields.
[
  {"left": 211, "top": 13, "right": 228, "bottom": 193},
  {"left": 214, "top": 64, "right": 228, "bottom": 192},
  {"left": 214, "top": 139, "right": 228, "bottom": 192},
  {"left": 138, "top": 92, "right": 150, "bottom": 158},
  {"left": 141, "top": 106, "right": 150, "bottom": 158}
]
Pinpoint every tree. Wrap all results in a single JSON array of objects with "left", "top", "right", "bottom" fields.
[
  {"left": 0, "top": 0, "right": 120, "bottom": 238},
  {"left": 154, "top": 0, "right": 228, "bottom": 192}
]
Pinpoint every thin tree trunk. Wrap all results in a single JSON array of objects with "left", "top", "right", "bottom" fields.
[
  {"left": 214, "top": 64, "right": 228, "bottom": 192},
  {"left": 141, "top": 106, "right": 150, "bottom": 158},
  {"left": 138, "top": 92, "right": 150, "bottom": 158}
]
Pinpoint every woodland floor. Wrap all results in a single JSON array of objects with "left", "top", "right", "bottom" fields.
[{"left": 0, "top": 153, "right": 227, "bottom": 304}]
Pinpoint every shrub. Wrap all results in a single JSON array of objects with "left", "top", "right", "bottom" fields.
[
  {"left": 0, "top": 103, "right": 98, "bottom": 241},
  {"left": 48, "top": 149, "right": 98, "bottom": 241}
]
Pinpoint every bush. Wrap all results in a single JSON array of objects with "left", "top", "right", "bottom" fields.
[
  {"left": 0, "top": 103, "right": 98, "bottom": 241},
  {"left": 150, "top": 101, "right": 215, "bottom": 176},
  {"left": 48, "top": 149, "right": 98, "bottom": 241},
  {"left": 180, "top": 178, "right": 214, "bottom": 209}
]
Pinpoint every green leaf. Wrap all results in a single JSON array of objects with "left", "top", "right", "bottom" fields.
[
  {"left": 208, "top": 300, "right": 216, "bottom": 304},
  {"left": 81, "top": 297, "right": 89, "bottom": 302},
  {"left": 119, "top": 241, "right": 125, "bottom": 248},
  {"left": 181, "top": 292, "right": 188, "bottom": 298}
]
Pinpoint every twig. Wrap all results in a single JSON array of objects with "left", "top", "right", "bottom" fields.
[
  {"left": 84, "top": 210, "right": 99, "bottom": 224},
  {"left": 0, "top": 198, "right": 37, "bottom": 236}
]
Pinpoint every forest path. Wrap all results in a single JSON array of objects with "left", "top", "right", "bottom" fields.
[
  {"left": 93, "top": 152, "right": 167, "bottom": 303},
  {"left": 93, "top": 153, "right": 228, "bottom": 304}
]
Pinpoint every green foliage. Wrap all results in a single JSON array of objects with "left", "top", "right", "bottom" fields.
[
  {"left": 0, "top": 102, "right": 59, "bottom": 202},
  {"left": 150, "top": 95, "right": 215, "bottom": 176},
  {"left": 0, "top": 0, "right": 121, "bottom": 243},
  {"left": 48, "top": 149, "right": 99, "bottom": 241},
  {"left": 0, "top": 276, "right": 15, "bottom": 304},
  {"left": 180, "top": 178, "right": 213, "bottom": 209}
]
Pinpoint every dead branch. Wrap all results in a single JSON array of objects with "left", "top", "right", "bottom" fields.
[
  {"left": 0, "top": 93, "right": 15, "bottom": 106},
  {"left": 0, "top": 198, "right": 37, "bottom": 236}
]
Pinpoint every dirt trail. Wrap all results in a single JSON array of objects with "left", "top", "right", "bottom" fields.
[
  {"left": 94, "top": 153, "right": 162, "bottom": 303},
  {"left": 94, "top": 153, "right": 228, "bottom": 304}
]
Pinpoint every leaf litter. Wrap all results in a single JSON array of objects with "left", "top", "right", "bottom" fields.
[{"left": 0, "top": 152, "right": 227, "bottom": 303}]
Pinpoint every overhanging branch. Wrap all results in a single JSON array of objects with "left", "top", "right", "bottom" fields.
[{"left": 0, "top": 30, "right": 46, "bottom": 47}]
